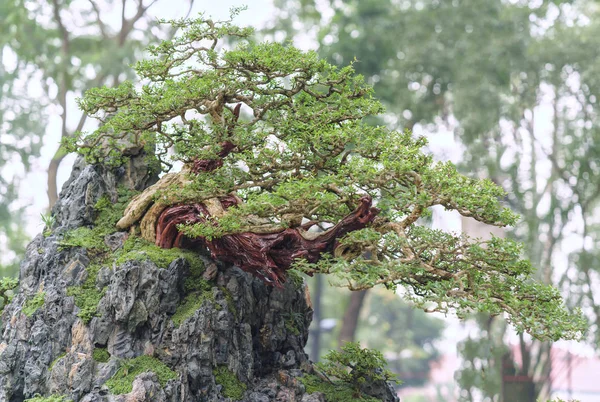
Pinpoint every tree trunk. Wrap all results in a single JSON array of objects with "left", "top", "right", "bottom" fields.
[
  {"left": 0, "top": 154, "right": 398, "bottom": 402},
  {"left": 337, "top": 290, "right": 368, "bottom": 346}
]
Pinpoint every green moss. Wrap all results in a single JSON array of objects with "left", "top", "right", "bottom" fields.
[
  {"left": 60, "top": 187, "right": 210, "bottom": 326},
  {"left": 93, "top": 347, "right": 110, "bottom": 363},
  {"left": 60, "top": 188, "right": 139, "bottom": 252},
  {"left": 300, "top": 374, "right": 380, "bottom": 402},
  {"left": 49, "top": 353, "right": 66, "bottom": 371},
  {"left": 106, "top": 355, "right": 177, "bottom": 395},
  {"left": 172, "top": 282, "right": 214, "bottom": 327},
  {"left": 221, "top": 287, "right": 238, "bottom": 320},
  {"left": 67, "top": 263, "right": 105, "bottom": 324},
  {"left": 23, "top": 292, "right": 45, "bottom": 317},
  {"left": 94, "top": 189, "right": 139, "bottom": 233},
  {"left": 59, "top": 227, "right": 107, "bottom": 251},
  {"left": 116, "top": 237, "right": 204, "bottom": 271},
  {"left": 24, "top": 395, "right": 72, "bottom": 402},
  {"left": 213, "top": 366, "right": 247, "bottom": 400}
]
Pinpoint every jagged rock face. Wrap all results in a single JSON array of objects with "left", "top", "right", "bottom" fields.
[{"left": 0, "top": 155, "right": 399, "bottom": 402}]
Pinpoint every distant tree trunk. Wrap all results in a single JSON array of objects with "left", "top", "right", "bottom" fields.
[
  {"left": 47, "top": 149, "right": 67, "bottom": 210},
  {"left": 338, "top": 290, "right": 368, "bottom": 345}
]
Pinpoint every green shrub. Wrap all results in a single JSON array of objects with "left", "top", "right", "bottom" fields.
[
  {"left": 316, "top": 342, "right": 400, "bottom": 399},
  {"left": 300, "top": 374, "right": 379, "bottom": 402},
  {"left": 0, "top": 277, "right": 18, "bottom": 312}
]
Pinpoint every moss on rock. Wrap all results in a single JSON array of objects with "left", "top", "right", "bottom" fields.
[
  {"left": 23, "top": 292, "right": 45, "bottom": 317},
  {"left": 116, "top": 237, "right": 204, "bottom": 271},
  {"left": 67, "top": 263, "right": 104, "bottom": 324},
  {"left": 221, "top": 286, "right": 238, "bottom": 320},
  {"left": 92, "top": 347, "right": 110, "bottom": 363},
  {"left": 172, "top": 279, "right": 214, "bottom": 327},
  {"left": 59, "top": 188, "right": 139, "bottom": 252},
  {"left": 24, "top": 395, "right": 72, "bottom": 402},
  {"left": 213, "top": 366, "right": 247, "bottom": 401},
  {"left": 49, "top": 353, "right": 66, "bottom": 371},
  {"left": 105, "top": 355, "right": 177, "bottom": 395}
]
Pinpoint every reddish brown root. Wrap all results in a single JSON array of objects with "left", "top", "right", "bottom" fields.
[{"left": 155, "top": 195, "right": 379, "bottom": 288}]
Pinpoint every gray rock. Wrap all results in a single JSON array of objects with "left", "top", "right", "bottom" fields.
[
  {"left": 104, "top": 232, "right": 129, "bottom": 252},
  {"left": 0, "top": 154, "right": 398, "bottom": 402}
]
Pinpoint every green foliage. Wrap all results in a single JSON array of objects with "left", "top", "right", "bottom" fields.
[
  {"left": 69, "top": 13, "right": 585, "bottom": 342},
  {"left": 286, "top": 269, "right": 305, "bottom": 289},
  {"left": 316, "top": 342, "right": 399, "bottom": 398},
  {"left": 92, "top": 348, "right": 110, "bottom": 363},
  {"left": 213, "top": 366, "right": 247, "bottom": 400},
  {"left": 300, "top": 374, "right": 379, "bottom": 402},
  {"left": 22, "top": 291, "right": 45, "bottom": 317},
  {"left": 24, "top": 395, "right": 72, "bottom": 402},
  {"left": 40, "top": 214, "right": 55, "bottom": 237},
  {"left": 0, "top": 277, "right": 18, "bottom": 313},
  {"left": 105, "top": 355, "right": 177, "bottom": 395},
  {"left": 272, "top": 0, "right": 600, "bottom": 399}
]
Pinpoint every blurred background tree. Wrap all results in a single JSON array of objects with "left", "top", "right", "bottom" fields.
[
  {"left": 268, "top": 0, "right": 599, "bottom": 400},
  {"left": 0, "top": 0, "right": 194, "bottom": 277}
]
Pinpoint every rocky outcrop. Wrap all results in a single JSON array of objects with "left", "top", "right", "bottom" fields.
[{"left": 0, "top": 154, "right": 399, "bottom": 402}]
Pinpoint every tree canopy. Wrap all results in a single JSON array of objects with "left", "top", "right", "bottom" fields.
[{"left": 67, "top": 10, "right": 586, "bottom": 342}]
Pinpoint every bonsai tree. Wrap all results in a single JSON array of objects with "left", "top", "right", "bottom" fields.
[{"left": 66, "top": 9, "right": 586, "bottom": 342}]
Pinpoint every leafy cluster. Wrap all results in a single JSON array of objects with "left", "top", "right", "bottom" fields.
[
  {"left": 316, "top": 342, "right": 399, "bottom": 399},
  {"left": 67, "top": 12, "right": 585, "bottom": 341},
  {"left": 0, "top": 277, "right": 18, "bottom": 313},
  {"left": 301, "top": 374, "right": 380, "bottom": 402}
]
